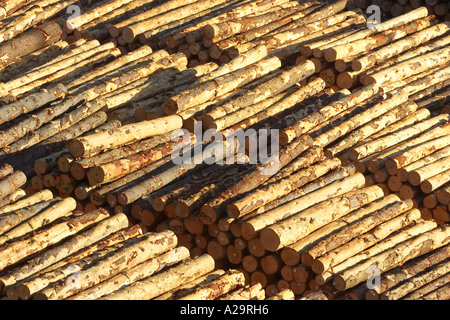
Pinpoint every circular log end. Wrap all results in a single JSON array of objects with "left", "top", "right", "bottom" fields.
[
  {"left": 207, "top": 240, "right": 226, "bottom": 260},
  {"left": 420, "top": 181, "right": 433, "bottom": 194},
  {"left": 203, "top": 25, "right": 215, "bottom": 40},
  {"left": 324, "top": 49, "right": 337, "bottom": 62},
  {"left": 352, "top": 59, "right": 363, "bottom": 71},
  {"left": 226, "top": 245, "right": 242, "bottom": 264},
  {"left": 17, "top": 284, "right": 31, "bottom": 300},
  {"left": 121, "top": 27, "right": 136, "bottom": 44},
  {"left": 209, "top": 45, "right": 222, "bottom": 60},
  {"left": 300, "top": 252, "right": 315, "bottom": 266},
  {"left": 70, "top": 162, "right": 86, "bottom": 181},
  {"left": 365, "top": 289, "right": 380, "bottom": 300},
  {"left": 117, "top": 192, "right": 129, "bottom": 206},
  {"left": 261, "top": 255, "right": 279, "bottom": 275},
  {"left": 199, "top": 205, "right": 217, "bottom": 225},
  {"left": 108, "top": 25, "right": 121, "bottom": 38},
  {"left": 388, "top": 175, "right": 403, "bottom": 192},
  {"left": 408, "top": 171, "right": 422, "bottom": 186},
  {"left": 226, "top": 203, "right": 241, "bottom": 219},
  {"left": 57, "top": 156, "right": 71, "bottom": 173},
  {"left": 333, "top": 275, "right": 347, "bottom": 292},
  {"left": 280, "top": 247, "right": 300, "bottom": 267},
  {"left": 259, "top": 228, "right": 280, "bottom": 252},
  {"left": 163, "top": 99, "right": 179, "bottom": 115},
  {"left": 152, "top": 197, "right": 166, "bottom": 213},
  {"left": 227, "top": 47, "right": 240, "bottom": 60},
  {"left": 34, "top": 160, "right": 47, "bottom": 175},
  {"left": 68, "top": 139, "right": 85, "bottom": 158},
  {"left": 74, "top": 186, "right": 88, "bottom": 201},
  {"left": 348, "top": 150, "right": 360, "bottom": 161},
  {"left": 311, "top": 259, "right": 326, "bottom": 275},
  {"left": 336, "top": 72, "right": 354, "bottom": 89}
]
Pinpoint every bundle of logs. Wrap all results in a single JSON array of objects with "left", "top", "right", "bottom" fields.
[{"left": 0, "top": 0, "right": 448, "bottom": 300}]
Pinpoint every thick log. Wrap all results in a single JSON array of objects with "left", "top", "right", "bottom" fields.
[
  {"left": 364, "top": 46, "right": 450, "bottom": 87},
  {"left": 87, "top": 133, "right": 196, "bottom": 185},
  {"left": 397, "top": 145, "right": 450, "bottom": 182},
  {"left": 0, "top": 189, "right": 53, "bottom": 215},
  {"left": 0, "top": 20, "right": 62, "bottom": 70},
  {"left": 312, "top": 207, "right": 422, "bottom": 275},
  {"left": 279, "top": 83, "right": 379, "bottom": 146},
  {"left": 100, "top": 254, "right": 216, "bottom": 300},
  {"left": 364, "top": 244, "right": 449, "bottom": 300},
  {"left": 421, "top": 169, "right": 450, "bottom": 194},
  {"left": 67, "top": 247, "right": 190, "bottom": 300},
  {"left": 260, "top": 185, "right": 385, "bottom": 252},
  {"left": 0, "top": 171, "right": 27, "bottom": 199},
  {"left": 2, "top": 212, "right": 129, "bottom": 295},
  {"left": 333, "top": 225, "right": 449, "bottom": 291},
  {"left": 163, "top": 56, "right": 282, "bottom": 114},
  {"left": 316, "top": 219, "right": 439, "bottom": 286},
  {"left": 304, "top": 198, "right": 415, "bottom": 269},
  {"left": 228, "top": 156, "right": 340, "bottom": 219},
  {"left": 408, "top": 155, "right": 450, "bottom": 186},
  {"left": 218, "top": 282, "right": 265, "bottom": 300},
  {"left": 222, "top": 78, "right": 327, "bottom": 138},
  {"left": 349, "top": 114, "right": 450, "bottom": 161},
  {"left": 199, "top": 134, "right": 314, "bottom": 222},
  {"left": 352, "top": 21, "right": 450, "bottom": 72},
  {"left": 33, "top": 230, "right": 178, "bottom": 300},
  {"left": 323, "top": 15, "right": 438, "bottom": 63},
  {"left": 178, "top": 269, "right": 245, "bottom": 300},
  {"left": 0, "top": 209, "right": 108, "bottom": 272},
  {"left": 403, "top": 273, "right": 450, "bottom": 300},
  {"left": 68, "top": 115, "right": 183, "bottom": 158},
  {"left": 0, "top": 197, "right": 76, "bottom": 245}
]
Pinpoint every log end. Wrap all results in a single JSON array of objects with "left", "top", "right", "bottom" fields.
[
  {"left": 175, "top": 201, "right": 190, "bottom": 219},
  {"left": 333, "top": 275, "right": 347, "bottom": 292},
  {"left": 209, "top": 45, "right": 222, "bottom": 60},
  {"left": 352, "top": 60, "right": 362, "bottom": 72},
  {"left": 121, "top": 27, "right": 136, "bottom": 44},
  {"left": 324, "top": 49, "right": 337, "bottom": 63},
  {"left": 17, "top": 284, "right": 31, "bottom": 300},
  {"left": 259, "top": 228, "right": 281, "bottom": 252},
  {"left": 68, "top": 139, "right": 86, "bottom": 158},
  {"left": 311, "top": 259, "right": 326, "bottom": 275},
  {"left": 163, "top": 99, "right": 179, "bottom": 115},
  {"left": 420, "top": 181, "right": 433, "bottom": 194},
  {"left": 300, "top": 252, "right": 315, "bottom": 267},
  {"left": 408, "top": 171, "right": 422, "bottom": 186},
  {"left": 240, "top": 222, "right": 257, "bottom": 241},
  {"left": 280, "top": 247, "right": 300, "bottom": 267}
]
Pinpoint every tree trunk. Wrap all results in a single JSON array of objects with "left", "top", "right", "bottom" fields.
[
  {"left": 67, "top": 247, "right": 190, "bottom": 300},
  {"left": 228, "top": 157, "right": 340, "bottom": 219},
  {"left": 0, "top": 209, "right": 109, "bottom": 272},
  {"left": 421, "top": 168, "right": 450, "bottom": 194},
  {"left": 279, "top": 83, "right": 379, "bottom": 146},
  {"left": 316, "top": 220, "right": 438, "bottom": 286},
  {"left": 0, "top": 171, "right": 27, "bottom": 199},
  {"left": 218, "top": 282, "right": 265, "bottom": 300},
  {"left": 33, "top": 230, "right": 178, "bottom": 300},
  {"left": 100, "top": 254, "right": 216, "bottom": 300},
  {"left": 0, "top": 197, "right": 77, "bottom": 245},
  {"left": 312, "top": 207, "right": 422, "bottom": 275},
  {"left": 352, "top": 22, "right": 450, "bottom": 72},
  {"left": 304, "top": 198, "right": 415, "bottom": 269},
  {"left": 68, "top": 115, "right": 183, "bottom": 158},
  {"left": 259, "top": 185, "right": 385, "bottom": 252},
  {"left": 333, "top": 224, "right": 449, "bottom": 291},
  {"left": 163, "top": 56, "right": 282, "bottom": 114},
  {"left": 0, "top": 20, "right": 62, "bottom": 70},
  {"left": 408, "top": 155, "right": 450, "bottom": 186},
  {"left": 349, "top": 114, "right": 450, "bottom": 161},
  {"left": 324, "top": 15, "right": 437, "bottom": 63}
]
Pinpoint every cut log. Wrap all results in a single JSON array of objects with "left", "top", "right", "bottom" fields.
[
  {"left": 260, "top": 185, "right": 385, "bottom": 252},
  {"left": 408, "top": 156, "right": 450, "bottom": 186},
  {"left": 421, "top": 169, "right": 450, "bottom": 194},
  {"left": 68, "top": 115, "right": 183, "bottom": 158},
  {"left": 352, "top": 21, "right": 450, "bottom": 72},
  {"left": 0, "top": 209, "right": 108, "bottom": 272},
  {"left": 333, "top": 225, "right": 449, "bottom": 291},
  {"left": 403, "top": 274, "right": 450, "bottom": 300},
  {"left": 0, "top": 197, "right": 77, "bottom": 245},
  {"left": 100, "top": 254, "right": 216, "bottom": 300},
  {"left": 0, "top": 171, "right": 27, "bottom": 199},
  {"left": 312, "top": 207, "right": 422, "bottom": 275},
  {"left": 0, "top": 189, "right": 53, "bottom": 215},
  {"left": 67, "top": 247, "right": 190, "bottom": 300},
  {"left": 218, "top": 282, "right": 265, "bottom": 300},
  {"left": 364, "top": 244, "right": 449, "bottom": 300},
  {"left": 33, "top": 230, "right": 178, "bottom": 300},
  {"left": 304, "top": 199, "right": 415, "bottom": 269},
  {"left": 228, "top": 156, "right": 341, "bottom": 219},
  {"left": 163, "top": 56, "right": 282, "bottom": 114}
]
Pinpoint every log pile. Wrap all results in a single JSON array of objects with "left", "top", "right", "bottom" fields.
[{"left": 0, "top": 0, "right": 448, "bottom": 301}]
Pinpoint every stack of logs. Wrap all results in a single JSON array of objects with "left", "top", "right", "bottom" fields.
[{"left": 0, "top": 0, "right": 448, "bottom": 300}]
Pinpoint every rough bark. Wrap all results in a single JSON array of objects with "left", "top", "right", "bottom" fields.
[
  {"left": 333, "top": 224, "right": 449, "bottom": 291},
  {"left": 260, "top": 185, "right": 385, "bottom": 252}
]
